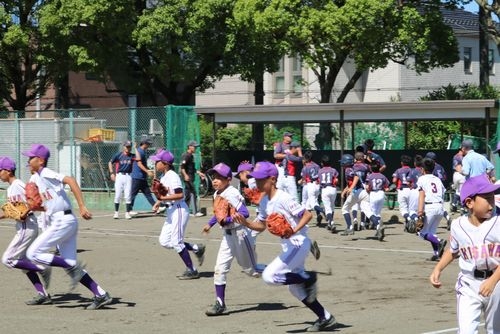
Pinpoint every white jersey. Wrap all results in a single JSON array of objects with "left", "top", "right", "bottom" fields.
[
  {"left": 417, "top": 174, "right": 445, "bottom": 204},
  {"left": 257, "top": 189, "right": 308, "bottom": 240},
  {"left": 29, "top": 167, "right": 72, "bottom": 215},
  {"left": 7, "top": 179, "right": 26, "bottom": 203},
  {"left": 450, "top": 215, "right": 500, "bottom": 274},
  {"left": 159, "top": 169, "right": 184, "bottom": 205},
  {"left": 214, "top": 185, "right": 246, "bottom": 230}
]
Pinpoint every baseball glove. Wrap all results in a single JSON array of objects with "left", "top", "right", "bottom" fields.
[
  {"left": 266, "top": 212, "right": 294, "bottom": 238},
  {"left": 213, "top": 195, "right": 236, "bottom": 225},
  {"left": 405, "top": 219, "right": 416, "bottom": 234},
  {"left": 151, "top": 178, "right": 168, "bottom": 198},
  {"left": 1, "top": 201, "right": 30, "bottom": 220},
  {"left": 415, "top": 215, "right": 425, "bottom": 233},
  {"left": 25, "top": 182, "right": 44, "bottom": 211},
  {"left": 243, "top": 187, "right": 263, "bottom": 205}
]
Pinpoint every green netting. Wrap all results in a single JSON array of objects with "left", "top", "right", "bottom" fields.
[{"left": 166, "top": 105, "right": 201, "bottom": 192}]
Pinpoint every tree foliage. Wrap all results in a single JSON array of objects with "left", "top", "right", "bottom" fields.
[
  {"left": 0, "top": 1, "right": 55, "bottom": 112},
  {"left": 408, "top": 83, "right": 499, "bottom": 149}
]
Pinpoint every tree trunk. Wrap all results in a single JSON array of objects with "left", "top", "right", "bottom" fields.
[
  {"left": 252, "top": 74, "right": 264, "bottom": 151},
  {"left": 479, "top": 6, "right": 490, "bottom": 87}
]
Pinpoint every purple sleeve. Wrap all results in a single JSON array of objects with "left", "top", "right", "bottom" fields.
[
  {"left": 224, "top": 204, "right": 249, "bottom": 224},
  {"left": 208, "top": 215, "right": 218, "bottom": 227}
]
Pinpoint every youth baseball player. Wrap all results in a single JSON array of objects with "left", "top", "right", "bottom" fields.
[
  {"left": 451, "top": 148, "right": 466, "bottom": 217},
  {"left": 366, "top": 163, "right": 389, "bottom": 241},
  {"left": 150, "top": 149, "right": 205, "bottom": 280},
  {"left": 430, "top": 174, "right": 500, "bottom": 333},
  {"left": 318, "top": 155, "right": 339, "bottom": 232},
  {"left": 407, "top": 154, "right": 424, "bottom": 229},
  {"left": 108, "top": 140, "right": 135, "bottom": 219},
  {"left": 233, "top": 161, "right": 337, "bottom": 332},
  {"left": 417, "top": 158, "right": 447, "bottom": 261},
  {"left": 23, "top": 144, "right": 112, "bottom": 310},
  {"left": 392, "top": 155, "right": 413, "bottom": 226},
  {"left": 201, "top": 163, "right": 258, "bottom": 316},
  {"left": 300, "top": 150, "right": 324, "bottom": 225},
  {"left": 0, "top": 156, "right": 51, "bottom": 305},
  {"left": 281, "top": 141, "right": 302, "bottom": 200},
  {"left": 425, "top": 151, "right": 453, "bottom": 228}
]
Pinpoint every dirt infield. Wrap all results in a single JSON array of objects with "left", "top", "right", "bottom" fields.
[{"left": 0, "top": 203, "right": 464, "bottom": 334}]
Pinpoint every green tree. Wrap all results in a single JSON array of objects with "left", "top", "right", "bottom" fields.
[
  {"left": 0, "top": 1, "right": 55, "bottom": 114},
  {"left": 39, "top": 0, "right": 286, "bottom": 106},
  {"left": 409, "top": 83, "right": 500, "bottom": 149}
]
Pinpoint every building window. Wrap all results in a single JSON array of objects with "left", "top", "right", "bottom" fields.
[
  {"left": 292, "top": 56, "right": 303, "bottom": 97},
  {"left": 489, "top": 49, "right": 495, "bottom": 74},
  {"left": 464, "top": 47, "right": 472, "bottom": 74},
  {"left": 274, "top": 57, "right": 285, "bottom": 98}
]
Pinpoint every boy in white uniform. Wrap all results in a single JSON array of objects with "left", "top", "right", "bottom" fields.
[
  {"left": 150, "top": 149, "right": 205, "bottom": 280},
  {"left": 0, "top": 157, "right": 51, "bottom": 305},
  {"left": 417, "top": 158, "right": 447, "bottom": 261},
  {"left": 430, "top": 174, "right": 500, "bottom": 333},
  {"left": 23, "top": 144, "right": 111, "bottom": 310},
  {"left": 234, "top": 161, "right": 337, "bottom": 332}
]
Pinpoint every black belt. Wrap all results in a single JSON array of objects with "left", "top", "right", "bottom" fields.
[
  {"left": 425, "top": 202, "right": 442, "bottom": 204},
  {"left": 474, "top": 269, "right": 493, "bottom": 279},
  {"left": 63, "top": 209, "right": 72, "bottom": 215},
  {"left": 225, "top": 229, "right": 232, "bottom": 235}
]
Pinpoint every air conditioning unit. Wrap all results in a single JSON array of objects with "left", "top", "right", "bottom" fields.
[{"left": 149, "top": 119, "right": 163, "bottom": 136}]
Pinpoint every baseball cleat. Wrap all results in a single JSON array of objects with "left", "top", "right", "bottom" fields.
[
  {"left": 113, "top": 212, "right": 119, "bottom": 219},
  {"left": 25, "top": 294, "right": 53, "bottom": 305},
  {"left": 205, "top": 300, "right": 226, "bottom": 316},
  {"left": 438, "top": 239, "right": 447, "bottom": 258},
  {"left": 195, "top": 244, "right": 206, "bottom": 266},
  {"left": 310, "top": 240, "right": 321, "bottom": 260},
  {"left": 39, "top": 267, "right": 52, "bottom": 289},
  {"left": 194, "top": 212, "right": 205, "bottom": 217},
  {"left": 353, "top": 220, "right": 359, "bottom": 231},
  {"left": 376, "top": 227, "right": 385, "bottom": 241},
  {"left": 86, "top": 292, "right": 112, "bottom": 310},
  {"left": 65, "top": 261, "right": 86, "bottom": 290},
  {"left": 306, "top": 314, "right": 337, "bottom": 332},
  {"left": 177, "top": 269, "right": 200, "bottom": 280},
  {"left": 340, "top": 228, "right": 354, "bottom": 236},
  {"left": 125, "top": 212, "right": 132, "bottom": 220}
]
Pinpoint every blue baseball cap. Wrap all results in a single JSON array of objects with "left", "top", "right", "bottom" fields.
[
  {"left": 150, "top": 149, "right": 174, "bottom": 164},
  {"left": 249, "top": 161, "right": 278, "bottom": 179},
  {"left": 22, "top": 144, "right": 51, "bottom": 160},
  {"left": 461, "top": 174, "right": 500, "bottom": 204},
  {"left": 123, "top": 140, "right": 132, "bottom": 147},
  {"left": 207, "top": 163, "right": 232, "bottom": 179},
  {"left": 140, "top": 138, "right": 153, "bottom": 145},
  {"left": 0, "top": 157, "right": 16, "bottom": 171},
  {"left": 283, "top": 132, "right": 293, "bottom": 137}
]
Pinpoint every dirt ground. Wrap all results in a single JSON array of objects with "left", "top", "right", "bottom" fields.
[{"left": 0, "top": 201, "right": 469, "bottom": 334}]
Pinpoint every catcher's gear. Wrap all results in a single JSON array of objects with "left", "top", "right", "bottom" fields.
[
  {"left": 266, "top": 212, "right": 294, "bottom": 238},
  {"left": 25, "top": 182, "right": 44, "bottom": 211},
  {"left": 243, "top": 187, "right": 263, "bottom": 205},
  {"left": 415, "top": 215, "right": 425, "bottom": 233},
  {"left": 213, "top": 195, "right": 236, "bottom": 225},
  {"left": 1, "top": 201, "right": 30, "bottom": 220},
  {"left": 151, "top": 178, "right": 168, "bottom": 198}
]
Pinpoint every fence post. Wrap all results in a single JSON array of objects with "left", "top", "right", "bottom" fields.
[
  {"left": 69, "top": 109, "right": 75, "bottom": 176},
  {"left": 496, "top": 100, "right": 500, "bottom": 180}
]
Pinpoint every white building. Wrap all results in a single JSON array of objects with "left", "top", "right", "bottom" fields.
[{"left": 196, "top": 8, "right": 500, "bottom": 106}]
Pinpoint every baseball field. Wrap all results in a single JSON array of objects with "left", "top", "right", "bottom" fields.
[{"left": 0, "top": 200, "right": 465, "bottom": 334}]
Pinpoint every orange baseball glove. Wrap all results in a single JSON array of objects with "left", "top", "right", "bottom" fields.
[
  {"left": 266, "top": 212, "right": 294, "bottom": 238},
  {"left": 151, "top": 178, "right": 168, "bottom": 198},
  {"left": 243, "top": 187, "right": 263, "bottom": 205},
  {"left": 25, "top": 182, "right": 44, "bottom": 211},
  {"left": 213, "top": 195, "right": 236, "bottom": 225}
]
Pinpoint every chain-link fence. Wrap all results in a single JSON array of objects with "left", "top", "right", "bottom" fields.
[{"left": 0, "top": 106, "right": 199, "bottom": 192}]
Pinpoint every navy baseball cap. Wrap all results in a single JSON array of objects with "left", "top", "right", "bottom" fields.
[
  {"left": 207, "top": 163, "right": 232, "bottom": 179},
  {"left": 22, "top": 144, "right": 51, "bottom": 160},
  {"left": 150, "top": 149, "right": 174, "bottom": 164},
  {"left": 0, "top": 157, "right": 16, "bottom": 171},
  {"left": 425, "top": 152, "right": 437, "bottom": 160},
  {"left": 187, "top": 140, "right": 200, "bottom": 147},
  {"left": 249, "top": 161, "right": 278, "bottom": 179},
  {"left": 123, "top": 140, "right": 132, "bottom": 147},
  {"left": 283, "top": 132, "right": 293, "bottom": 137},
  {"left": 460, "top": 174, "right": 500, "bottom": 204},
  {"left": 140, "top": 138, "right": 153, "bottom": 145}
]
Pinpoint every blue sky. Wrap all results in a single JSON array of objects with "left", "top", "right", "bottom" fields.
[{"left": 463, "top": 1, "right": 478, "bottom": 14}]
